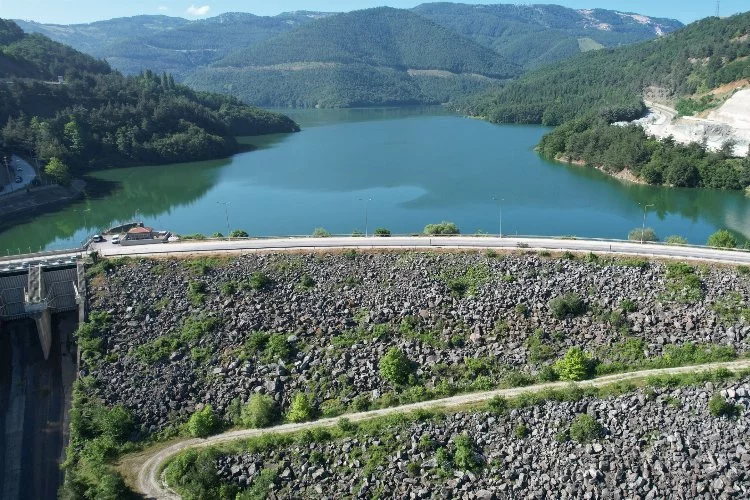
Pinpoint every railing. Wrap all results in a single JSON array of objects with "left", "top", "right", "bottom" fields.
[{"left": 0, "top": 247, "right": 84, "bottom": 264}]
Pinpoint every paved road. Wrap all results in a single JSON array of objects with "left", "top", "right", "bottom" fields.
[
  {"left": 133, "top": 359, "right": 750, "bottom": 499},
  {"left": 0, "top": 156, "right": 36, "bottom": 196},
  {"left": 87, "top": 236, "right": 750, "bottom": 266}
]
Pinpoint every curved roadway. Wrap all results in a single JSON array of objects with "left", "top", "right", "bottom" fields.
[
  {"left": 91, "top": 236, "right": 750, "bottom": 265},
  {"left": 133, "top": 360, "right": 750, "bottom": 499}
]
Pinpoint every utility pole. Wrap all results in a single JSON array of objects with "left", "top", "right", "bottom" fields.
[
  {"left": 639, "top": 203, "right": 654, "bottom": 244},
  {"left": 358, "top": 197, "right": 371, "bottom": 237},
  {"left": 492, "top": 196, "right": 504, "bottom": 238},
  {"left": 217, "top": 201, "right": 231, "bottom": 238}
]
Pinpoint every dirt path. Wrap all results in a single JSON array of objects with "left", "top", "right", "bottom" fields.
[{"left": 129, "top": 359, "right": 750, "bottom": 499}]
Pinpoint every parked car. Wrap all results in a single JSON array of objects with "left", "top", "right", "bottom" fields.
[
  {"left": 111, "top": 235, "right": 120, "bottom": 244},
  {"left": 92, "top": 234, "right": 104, "bottom": 242}
]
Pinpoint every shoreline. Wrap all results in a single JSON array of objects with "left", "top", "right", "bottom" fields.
[{"left": 553, "top": 155, "right": 648, "bottom": 185}]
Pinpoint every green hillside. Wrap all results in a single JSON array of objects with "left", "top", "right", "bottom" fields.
[
  {"left": 413, "top": 3, "right": 683, "bottom": 69},
  {"left": 0, "top": 19, "right": 298, "bottom": 178},
  {"left": 187, "top": 7, "right": 518, "bottom": 107},
  {"left": 462, "top": 12, "right": 750, "bottom": 126},
  {"left": 15, "top": 12, "right": 331, "bottom": 78}
]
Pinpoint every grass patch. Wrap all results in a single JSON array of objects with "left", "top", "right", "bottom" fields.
[
  {"left": 661, "top": 262, "right": 704, "bottom": 303},
  {"left": 135, "top": 315, "right": 221, "bottom": 364}
]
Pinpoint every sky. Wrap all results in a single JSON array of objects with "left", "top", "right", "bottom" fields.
[{"left": 0, "top": 0, "right": 746, "bottom": 25}]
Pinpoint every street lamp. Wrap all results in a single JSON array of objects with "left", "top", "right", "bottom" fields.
[
  {"left": 358, "top": 197, "right": 371, "bottom": 237},
  {"left": 639, "top": 203, "right": 654, "bottom": 244},
  {"left": 492, "top": 196, "right": 504, "bottom": 237},
  {"left": 217, "top": 201, "right": 231, "bottom": 238}
]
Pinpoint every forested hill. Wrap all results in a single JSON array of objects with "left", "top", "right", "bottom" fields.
[
  {"left": 14, "top": 12, "right": 333, "bottom": 78},
  {"left": 0, "top": 19, "right": 299, "bottom": 180},
  {"left": 413, "top": 3, "right": 683, "bottom": 70},
  {"left": 462, "top": 12, "right": 750, "bottom": 126},
  {"left": 185, "top": 7, "right": 518, "bottom": 108}
]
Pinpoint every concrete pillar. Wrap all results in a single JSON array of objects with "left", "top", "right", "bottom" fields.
[{"left": 34, "top": 310, "right": 52, "bottom": 361}]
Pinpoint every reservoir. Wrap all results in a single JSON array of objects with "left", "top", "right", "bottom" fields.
[{"left": 1, "top": 106, "right": 749, "bottom": 254}]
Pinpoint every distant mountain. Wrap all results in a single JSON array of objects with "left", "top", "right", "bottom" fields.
[
  {"left": 413, "top": 3, "right": 683, "bottom": 69},
  {"left": 0, "top": 19, "right": 298, "bottom": 178},
  {"left": 462, "top": 11, "right": 750, "bottom": 125},
  {"left": 15, "top": 12, "right": 334, "bottom": 77},
  {"left": 186, "top": 7, "right": 519, "bottom": 107}
]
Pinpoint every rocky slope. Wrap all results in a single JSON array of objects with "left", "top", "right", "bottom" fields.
[
  {"left": 85, "top": 251, "right": 750, "bottom": 435},
  {"left": 215, "top": 376, "right": 750, "bottom": 498}
]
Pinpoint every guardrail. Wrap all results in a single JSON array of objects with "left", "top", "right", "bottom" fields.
[{"left": 0, "top": 247, "right": 84, "bottom": 264}]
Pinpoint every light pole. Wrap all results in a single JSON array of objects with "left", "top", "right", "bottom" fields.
[
  {"left": 492, "top": 196, "right": 504, "bottom": 237},
  {"left": 639, "top": 203, "right": 654, "bottom": 244},
  {"left": 217, "top": 201, "right": 231, "bottom": 238},
  {"left": 358, "top": 197, "right": 371, "bottom": 237}
]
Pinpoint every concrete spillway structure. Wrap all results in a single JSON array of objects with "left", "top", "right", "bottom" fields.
[{"left": 0, "top": 261, "right": 83, "bottom": 359}]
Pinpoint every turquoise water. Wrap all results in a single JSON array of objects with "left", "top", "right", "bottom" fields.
[{"left": 1, "top": 106, "right": 748, "bottom": 254}]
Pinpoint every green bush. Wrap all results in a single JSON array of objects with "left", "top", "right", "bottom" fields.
[
  {"left": 569, "top": 414, "right": 603, "bottom": 443},
  {"left": 707, "top": 229, "right": 737, "bottom": 249},
  {"left": 187, "top": 281, "right": 207, "bottom": 305},
  {"left": 313, "top": 227, "right": 332, "bottom": 237},
  {"left": 187, "top": 405, "right": 219, "bottom": 438},
  {"left": 299, "top": 274, "right": 316, "bottom": 289},
  {"left": 628, "top": 227, "right": 658, "bottom": 242},
  {"left": 554, "top": 347, "right": 594, "bottom": 381},
  {"left": 453, "top": 434, "right": 480, "bottom": 470},
  {"left": 374, "top": 227, "right": 391, "bottom": 237},
  {"left": 665, "top": 235, "right": 688, "bottom": 246},
  {"left": 264, "top": 334, "right": 293, "bottom": 362},
  {"left": 247, "top": 271, "right": 272, "bottom": 291},
  {"left": 486, "top": 396, "right": 508, "bottom": 414},
  {"left": 229, "top": 229, "right": 249, "bottom": 238},
  {"left": 708, "top": 393, "right": 739, "bottom": 418},
  {"left": 435, "top": 447, "right": 452, "bottom": 471},
  {"left": 424, "top": 221, "right": 460, "bottom": 235},
  {"left": 240, "top": 394, "right": 278, "bottom": 428},
  {"left": 548, "top": 292, "right": 586, "bottom": 319},
  {"left": 378, "top": 347, "right": 416, "bottom": 386},
  {"left": 514, "top": 424, "right": 530, "bottom": 439},
  {"left": 286, "top": 393, "right": 315, "bottom": 423},
  {"left": 620, "top": 299, "right": 638, "bottom": 313}
]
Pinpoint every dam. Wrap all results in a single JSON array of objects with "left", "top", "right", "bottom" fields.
[{"left": 0, "top": 258, "right": 84, "bottom": 499}]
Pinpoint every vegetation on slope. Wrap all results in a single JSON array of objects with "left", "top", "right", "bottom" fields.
[
  {"left": 0, "top": 19, "right": 298, "bottom": 177},
  {"left": 463, "top": 12, "right": 750, "bottom": 126},
  {"left": 188, "top": 7, "right": 518, "bottom": 107},
  {"left": 539, "top": 116, "right": 750, "bottom": 189},
  {"left": 413, "top": 3, "right": 682, "bottom": 70}
]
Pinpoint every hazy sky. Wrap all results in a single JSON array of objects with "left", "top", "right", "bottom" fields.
[{"left": 0, "top": 0, "right": 746, "bottom": 25}]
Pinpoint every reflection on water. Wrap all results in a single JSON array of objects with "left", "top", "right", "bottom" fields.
[{"left": 0, "top": 107, "right": 748, "bottom": 254}]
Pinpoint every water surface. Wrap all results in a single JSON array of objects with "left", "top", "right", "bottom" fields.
[{"left": 1, "top": 107, "right": 748, "bottom": 254}]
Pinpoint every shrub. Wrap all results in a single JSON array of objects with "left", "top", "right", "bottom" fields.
[
  {"left": 286, "top": 393, "right": 315, "bottom": 423},
  {"left": 374, "top": 227, "right": 391, "bottom": 237},
  {"left": 299, "top": 274, "right": 316, "bottom": 289},
  {"left": 526, "top": 329, "right": 556, "bottom": 362},
  {"left": 628, "top": 227, "right": 658, "bottom": 242},
  {"left": 707, "top": 229, "right": 737, "bottom": 249},
  {"left": 738, "top": 265, "right": 750, "bottom": 275},
  {"left": 435, "top": 447, "right": 452, "bottom": 471},
  {"left": 424, "top": 221, "right": 460, "bottom": 235},
  {"left": 187, "top": 405, "right": 219, "bottom": 438},
  {"left": 620, "top": 299, "right": 637, "bottom": 313},
  {"left": 229, "top": 229, "right": 249, "bottom": 238},
  {"left": 312, "top": 227, "right": 331, "bottom": 237},
  {"left": 548, "top": 292, "right": 586, "bottom": 319},
  {"left": 220, "top": 281, "right": 237, "bottom": 296},
  {"left": 378, "top": 348, "right": 416, "bottom": 386},
  {"left": 453, "top": 434, "right": 480, "bottom": 470},
  {"left": 187, "top": 281, "right": 207, "bottom": 305},
  {"left": 708, "top": 393, "right": 739, "bottom": 418},
  {"left": 247, "top": 271, "right": 272, "bottom": 291},
  {"left": 240, "top": 394, "right": 278, "bottom": 428},
  {"left": 514, "top": 424, "right": 530, "bottom": 439},
  {"left": 569, "top": 414, "right": 603, "bottom": 443},
  {"left": 665, "top": 235, "right": 688, "bottom": 246},
  {"left": 264, "top": 334, "right": 293, "bottom": 362},
  {"left": 554, "top": 347, "right": 594, "bottom": 381},
  {"left": 484, "top": 249, "right": 499, "bottom": 258},
  {"left": 487, "top": 396, "right": 508, "bottom": 414}
]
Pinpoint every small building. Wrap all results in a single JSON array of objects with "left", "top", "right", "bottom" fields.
[{"left": 125, "top": 226, "right": 155, "bottom": 240}]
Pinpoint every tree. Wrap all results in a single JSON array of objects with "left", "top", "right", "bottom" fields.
[
  {"left": 424, "top": 221, "right": 460, "bottom": 235},
  {"left": 374, "top": 228, "right": 391, "bottom": 237},
  {"left": 554, "top": 347, "right": 593, "bottom": 381},
  {"left": 44, "top": 157, "right": 71, "bottom": 186},
  {"left": 628, "top": 227, "right": 658, "bottom": 242},
  {"left": 707, "top": 229, "right": 737, "bottom": 248},
  {"left": 229, "top": 229, "right": 248, "bottom": 238},
  {"left": 240, "top": 394, "right": 278, "bottom": 428},
  {"left": 313, "top": 227, "right": 331, "bottom": 237},
  {"left": 286, "top": 392, "right": 315, "bottom": 423},
  {"left": 187, "top": 405, "right": 219, "bottom": 438},
  {"left": 548, "top": 292, "right": 586, "bottom": 319},
  {"left": 378, "top": 347, "right": 415, "bottom": 385}
]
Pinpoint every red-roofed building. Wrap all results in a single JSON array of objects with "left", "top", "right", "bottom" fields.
[{"left": 125, "top": 226, "right": 154, "bottom": 240}]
